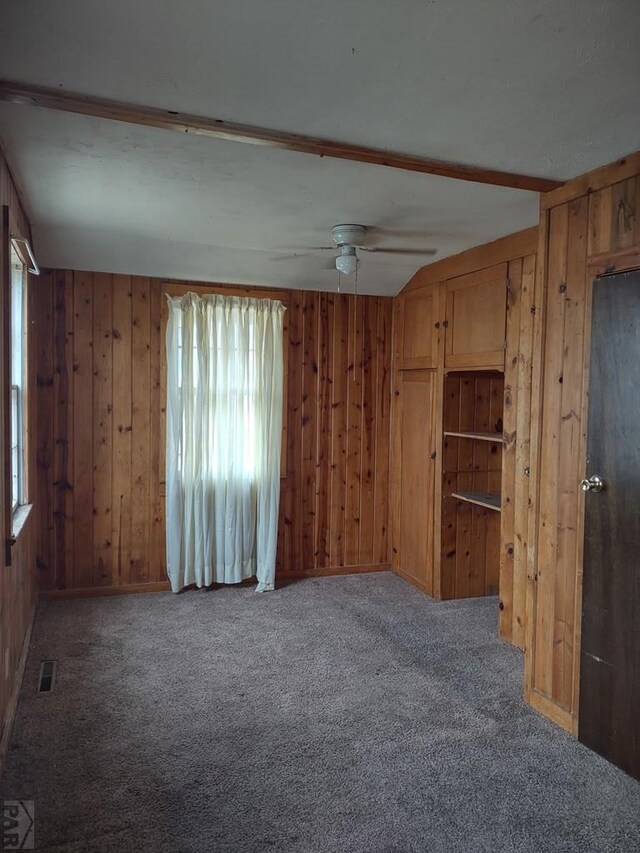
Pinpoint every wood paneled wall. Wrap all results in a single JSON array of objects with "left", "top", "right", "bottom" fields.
[
  {"left": 35, "top": 273, "right": 392, "bottom": 593},
  {"left": 525, "top": 152, "right": 640, "bottom": 732},
  {"left": 0, "top": 148, "right": 37, "bottom": 772}
]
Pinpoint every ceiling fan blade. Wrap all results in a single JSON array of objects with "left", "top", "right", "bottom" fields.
[
  {"left": 359, "top": 247, "right": 438, "bottom": 256},
  {"left": 366, "top": 225, "right": 456, "bottom": 241},
  {"left": 274, "top": 246, "right": 334, "bottom": 253},
  {"left": 270, "top": 250, "right": 335, "bottom": 262}
]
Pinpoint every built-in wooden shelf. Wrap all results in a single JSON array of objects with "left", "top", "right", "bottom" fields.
[
  {"left": 449, "top": 491, "right": 502, "bottom": 512},
  {"left": 444, "top": 430, "right": 504, "bottom": 443}
]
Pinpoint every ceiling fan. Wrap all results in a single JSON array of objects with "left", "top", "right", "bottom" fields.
[{"left": 276, "top": 224, "right": 438, "bottom": 275}]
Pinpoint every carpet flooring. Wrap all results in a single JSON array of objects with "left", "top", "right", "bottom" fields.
[{"left": 2, "top": 572, "right": 639, "bottom": 852}]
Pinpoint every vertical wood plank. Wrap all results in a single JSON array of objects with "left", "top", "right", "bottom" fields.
[
  {"left": 469, "top": 377, "right": 490, "bottom": 595},
  {"left": 534, "top": 203, "right": 569, "bottom": 699},
  {"left": 486, "top": 377, "right": 503, "bottom": 494},
  {"left": 553, "top": 195, "right": 588, "bottom": 709},
  {"left": 92, "top": 272, "right": 113, "bottom": 586},
  {"left": 111, "top": 275, "right": 132, "bottom": 586},
  {"left": 484, "top": 511, "right": 501, "bottom": 593},
  {"left": 62, "top": 271, "right": 75, "bottom": 588},
  {"left": 455, "top": 377, "right": 475, "bottom": 597},
  {"left": 130, "top": 277, "right": 151, "bottom": 583},
  {"left": 373, "top": 298, "right": 392, "bottom": 565},
  {"left": 525, "top": 207, "right": 551, "bottom": 705},
  {"left": 72, "top": 271, "right": 94, "bottom": 589},
  {"left": 431, "top": 282, "right": 446, "bottom": 598},
  {"left": 53, "top": 271, "right": 71, "bottom": 591},
  {"left": 499, "top": 260, "right": 521, "bottom": 639},
  {"left": 148, "top": 281, "right": 164, "bottom": 581},
  {"left": 359, "top": 297, "right": 377, "bottom": 564},
  {"left": 283, "top": 292, "right": 303, "bottom": 574},
  {"left": 329, "top": 293, "right": 349, "bottom": 567},
  {"left": 300, "top": 291, "right": 318, "bottom": 571},
  {"left": 511, "top": 253, "right": 536, "bottom": 648},
  {"left": 390, "top": 302, "right": 402, "bottom": 572},
  {"left": 35, "top": 274, "right": 55, "bottom": 588},
  {"left": 469, "top": 504, "right": 487, "bottom": 596},
  {"left": 315, "top": 292, "right": 332, "bottom": 567},
  {"left": 345, "top": 295, "right": 364, "bottom": 565},
  {"left": 441, "top": 376, "right": 460, "bottom": 599}
]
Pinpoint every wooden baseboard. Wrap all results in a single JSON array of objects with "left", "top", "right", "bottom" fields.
[
  {"left": 0, "top": 604, "right": 36, "bottom": 780},
  {"left": 39, "top": 564, "right": 392, "bottom": 600},
  {"left": 279, "top": 563, "right": 391, "bottom": 581},
  {"left": 39, "top": 581, "right": 172, "bottom": 600}
]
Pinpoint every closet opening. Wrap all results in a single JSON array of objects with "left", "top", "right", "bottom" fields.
[{"left": 440, "top": 371, "right": 504, "bottom": 599}]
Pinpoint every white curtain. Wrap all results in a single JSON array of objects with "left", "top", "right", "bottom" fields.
[{"left": 165, "top": 292, "right": 285, "bottom": 593}]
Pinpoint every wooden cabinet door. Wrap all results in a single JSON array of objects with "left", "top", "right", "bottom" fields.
[
  {"left": 396, "top": 370, "right": 436, "bottom": 593},
  {"left": 444, "top": 263, "right": 507, "bottom": 369},
  {"left": 397, "top": 284, "right": 439, "bottom": 369}
]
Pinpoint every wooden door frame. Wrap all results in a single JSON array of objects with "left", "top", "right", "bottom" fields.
[
  {"left": 525, "top": 234, "right": 640, "bottom": 734},
  {"left": 570, "top": 247, "right": 640, "bottom": 730}
]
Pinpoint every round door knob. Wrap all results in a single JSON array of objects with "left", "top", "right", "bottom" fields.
[{"left": 580, "top": 475, "right": 604, "bottom": 493}]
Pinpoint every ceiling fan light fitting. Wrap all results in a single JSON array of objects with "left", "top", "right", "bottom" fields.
[{"left": 335, "top": 251, "right": 358, "bottom": 276}]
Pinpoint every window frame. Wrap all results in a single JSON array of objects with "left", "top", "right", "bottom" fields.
[
  {"left": 3, "top": 208, "right": 36, "bottom": 567},
  {"left": 9, "top": 248, "right": 27, "bottom": 513}
]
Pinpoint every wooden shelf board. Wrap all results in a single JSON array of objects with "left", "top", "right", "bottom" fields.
[
  {"left": 444, "top": 430, "right": 504, "bottom": 443},
  {"left": 449, "top": 491, "right": 502, "bottom": 512}
]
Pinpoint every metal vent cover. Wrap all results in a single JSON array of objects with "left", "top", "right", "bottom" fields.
[{"left": 38, "top": 660, "right": 57, "bottom": 693}]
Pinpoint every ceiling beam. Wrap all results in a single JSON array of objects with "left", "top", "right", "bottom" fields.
[{"left": 0, "top": 81, "right": 563, "bottom": 193}]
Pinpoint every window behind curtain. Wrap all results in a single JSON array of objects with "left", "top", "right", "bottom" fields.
[
  {"left": 175, "top": 302, "right": 259, "bottom": 480},
  {"left": 10, "top": 247, "right": 26, "bottom": 510}
]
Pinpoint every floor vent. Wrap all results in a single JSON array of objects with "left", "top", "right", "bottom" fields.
[{"left": 38, "top": 660, "right": 57, "bottom": 693}]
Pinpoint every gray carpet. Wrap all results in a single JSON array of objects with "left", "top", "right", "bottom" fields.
[{"left": 2, "top": 572, "right": 639, "bottom": 853}]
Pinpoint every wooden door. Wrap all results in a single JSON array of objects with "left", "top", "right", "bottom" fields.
[
  {"left": 397, "top": 370, "right": 436, "bottom": 592},
  {"left": 397, "top": 284, "right": 439, "bottom": 369},
  {"left": 444, "top": 264, "right": 507, "bottom": 369},
  {"left": 578, "top": 270, "right": 640, "bottom": 780}
]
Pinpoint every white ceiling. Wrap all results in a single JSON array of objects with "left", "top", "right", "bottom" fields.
[{"left": 0, "top": 0, "right": 638, "bottom": 295}]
